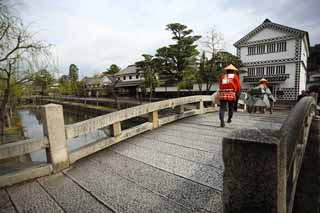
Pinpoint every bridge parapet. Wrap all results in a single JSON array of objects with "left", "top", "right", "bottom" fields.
[
  {"left": 222, "top": 96, "right": 319, "bottom": 213},
  {"left": 0, "top": 95, "right": 215, "bottom": 188}
]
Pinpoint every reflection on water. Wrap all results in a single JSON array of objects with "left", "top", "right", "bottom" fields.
[{"left": 18, "top": 108, "right": 107, "bottom": 162}]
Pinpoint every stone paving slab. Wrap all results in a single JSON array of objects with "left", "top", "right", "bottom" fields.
[
  {"left": 111, "top": 142, "right": 223, "bottom": 190},
  {"left": 181, "top": 117, "right": 283, "bottom": 130},
  {"left": 0, "top": 206, "right": 15, "bottom": 213},
  {"left": 159, "top": 123, "right": 231, "bottom": 138},
  {"left": 144, "top": 128, "right": 223, "bottom": 146},
  {"left": 38, "top": 173, "right": 111, "bottom": 212},
  {"left": 142, "top": 131, "right": 221, "bottom": 153},
  {"left": 7, "top": 182, "right": 63, "bottom": 212},
  {"left": 128, "top": 136, "right": 223, "bottom": 169},
  {"left": 89, "top": 150, "right": 222, "bottom": 212},
  {"left": 0, "top": 190, "right": 13, "bottom": 212},
  {"left": 65, "top": 159, "right": 192, "bottom": 213}
]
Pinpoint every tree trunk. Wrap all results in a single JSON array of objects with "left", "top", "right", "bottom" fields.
[
  {"left": 149, "top": 90, "right": 152, "bottom": 103},
  {"left": 6, "top": 111, "right": 11, "bottom": 128},
  {"left": 0, "top": 72, "right": 10, "bottom": 136}
]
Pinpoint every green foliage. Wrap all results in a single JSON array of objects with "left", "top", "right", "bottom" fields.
[
  {"left": 69, "top": 64, "right": 79, "bottom": 82},
  {"left": 104, "top": 64, "right": 120, "bottom": 75},
  {"left": 32, "top": 69, "right": 54, "bottom": 95},
  {"left": 215, "top": 51, "right": 244, "bottom": 73},
  {"left": 177, "top": 67, "right": 197, "bottom": 91},
  {"left": 136, "top": 54, "right": 160, "bottom": 101},
  {"left": 155, "top": 23, "right": 201, "bottom": 83},
  {"left": 308, "top": 44, "right": 320, "bottom": 72},
  {"left": 58, "top": 75, "right": 72, "bottom": 95}
]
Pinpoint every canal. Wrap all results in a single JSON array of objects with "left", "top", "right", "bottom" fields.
[
  {"left": 17, "top": 107, "right": 148, "bottom": 162},
  {"left": 18, "top": 108, "right": 107, "bottom": 162}
]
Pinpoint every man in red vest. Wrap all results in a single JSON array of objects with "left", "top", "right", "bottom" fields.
[{"left": 218, "top": 64, "right": 241, "bottom": 127}]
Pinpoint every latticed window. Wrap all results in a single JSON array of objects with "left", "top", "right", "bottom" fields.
[
  {"left": 276, "top": 41, "right": 287, "bottom": 52},
  {"left": 276, "top": 65, "right": 286, "bottom": 74},
  {"left": 256, "top": 67, "right": 265, "bottom": 76},
  {"left": 267, "top": 43, "right": 276, "bottom": 53},
  {"left": 248, "top": 67, "right": 255, "bottom": 76},
  {"left": 248, "top": 46, "right": 256, "bottom": 55},
  {"left": 257, "top": 45, "right": 266, "bottom": 54}
]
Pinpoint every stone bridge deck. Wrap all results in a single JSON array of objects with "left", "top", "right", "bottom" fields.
[{"left": 1, "top": 111, "right": 288, "bottom": 213}]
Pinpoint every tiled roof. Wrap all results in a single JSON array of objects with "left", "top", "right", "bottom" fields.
[
  {"left": 116, "top": 65, "right": 137, "bottom": 76},
  {"left": 234, "top": 19, "right": 309, "bottom": 47}
]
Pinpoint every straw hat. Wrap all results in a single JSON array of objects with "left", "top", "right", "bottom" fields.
[
  {"left": 259, "top": 78, "right": 268, "bottom": 83},
  {"left": 223, "top": 64, "right": 238, "bottom": 72}
]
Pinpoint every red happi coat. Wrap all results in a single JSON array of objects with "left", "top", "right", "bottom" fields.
[{"left": 219, "top": 73, "right": 241, "bottom": 101}]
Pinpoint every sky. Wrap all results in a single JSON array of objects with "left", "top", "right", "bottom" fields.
[{"left": 9, "top": 0, "right": 320, "bottom": 77}]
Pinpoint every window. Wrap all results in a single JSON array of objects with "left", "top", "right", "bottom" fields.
[
  {"left": 248, "top": 46, "right": 256, "bottom": 55},
  {"left": 256, "top": 67, "right": 264, "bottom": 76},
  {"left": 117, "top": 77, "right": 120, "bottom": 81},
  {"left": 129, "top": 75, "right": 132, "bottom": 80},
  {"left": 257, "top": 45, "right": 265, "bottom": 54},
  {"left": 267, "top": 43, "right": 276, "bottom": 53},
  {"left": 266, "top": 66, "right": 275, "bottom": 76},
  {"left": 276, "top": 65, "right": 285, "bottom": 74},
  {"left": 136, "top": 74, "right": 139, "bottom": 79},
  {"left": 123, "top": 76, "right": 126, "bottom": 80},
  {"left": 276, "top": 41, "right": 286, "bottom": 52},
  {"left": 248, "top": 67, "right": 255, "bottom": 76}
]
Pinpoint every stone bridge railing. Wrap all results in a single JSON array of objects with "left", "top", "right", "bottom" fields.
[
  {"left": 0, "top": 95, "right": 215, "bottom": 188},
  {"left": 223, "top": 96, "right": 319, "bottom": 213}
]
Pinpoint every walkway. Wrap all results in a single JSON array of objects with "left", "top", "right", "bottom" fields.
[{"left": 0, "top": 111, "right": 288, "bottom": 213}]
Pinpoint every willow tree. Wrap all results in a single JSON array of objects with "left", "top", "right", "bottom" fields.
[{"left": 0, "top": 4, "right": 48, "bottom": 137}]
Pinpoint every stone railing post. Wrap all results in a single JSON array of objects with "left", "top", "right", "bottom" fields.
[
  {"left": 175, "top": 105, "right": 184, "bottom": 114},
  {"left": 222, "top": 129, "right": 286, "bottom": 213},
  {"left": 41, "top": 104, "right": 69, "bottom": 173},
  {"left": 197, "top": 100, "right": 204, "bottom": 112},
  {"left": 293, "top": 117, "right": 320, "bottom": 213},
  {"left": 149, "top": 111, "right": 159, "bottom": 129},
  {"left": 111, "top": 122, "right": 122, "bottom": 137}
]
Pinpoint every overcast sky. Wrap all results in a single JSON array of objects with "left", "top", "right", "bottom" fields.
[{"left": 12, "top": 0, "right": 320, "bottom": 77}]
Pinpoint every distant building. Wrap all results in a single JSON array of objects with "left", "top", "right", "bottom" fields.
[
  {"left": 307, "top": 71, "right": 320, "bottom": 90},
  {"left": 115, "top": 65, "right": 142, "bottom": 96},
  {"left": 83, "top": 77, "right": 103, "bottom": 97},
  {"left": 234, "top": 19, "right": 310, "bottom": 102}
]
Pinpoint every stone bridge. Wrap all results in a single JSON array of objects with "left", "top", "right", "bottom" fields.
[{"left": 0, "top": 95, "right": 319, "bottom": 212}]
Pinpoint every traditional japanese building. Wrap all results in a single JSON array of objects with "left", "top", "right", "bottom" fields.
[{"left": 234, "top": 19, "right": 310, "bottom": 102}]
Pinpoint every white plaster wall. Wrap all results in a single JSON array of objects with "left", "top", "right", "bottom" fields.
[
  {"left": 121, "top": 74, "right": 140, "bottom": 82},
  {"left": 247, "top": 28, "right": 287, "bottom": 42},
  {"left": 240, "top": 39, "right": 296, "bottom": 63},
  {"left": 301, "top": 39, "right": 308, "bottom": 66},
  {"left": 282, "top": 63, "right": 296, "bottom": 88},
  {"left": 299, "top": 63, "right": 307, "bottom": 93}
]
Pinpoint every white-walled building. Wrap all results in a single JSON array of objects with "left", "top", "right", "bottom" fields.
[{"left": 234, "top": 19, "right": 310, "bottom": 101}]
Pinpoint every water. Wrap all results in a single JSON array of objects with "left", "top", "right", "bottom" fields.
[{"left": 18, "top": 108, "right": 108, "bottom": 162}]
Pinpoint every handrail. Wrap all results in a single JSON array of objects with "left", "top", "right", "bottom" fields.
[
  {"left": 65, "top": 95, "right": 212, "bottom": 139},
  {"left": 222, "top": 95, "right": 318, "bottom": 213},
  {"left": 0, "top": 137, "right": 48, "bottom": 160}
]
